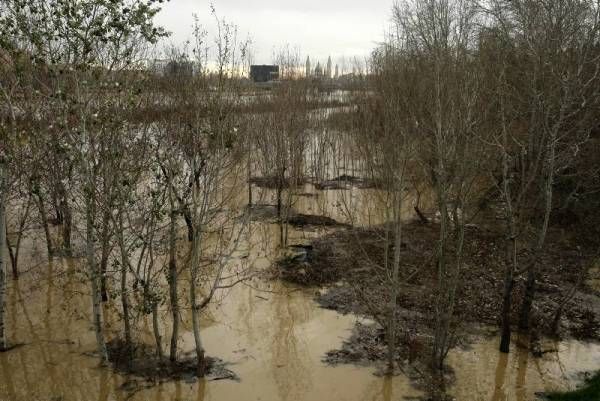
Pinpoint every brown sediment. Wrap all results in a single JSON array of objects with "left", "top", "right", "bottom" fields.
[
  {"left": 104, "top": 338, "right": 238, "bottom": 382},
  {"left": 274, "top": 220, "right": 600, "bottom": 369},
  {"left": 249, "top": 176, "right": 307, "bottom": 189},
  {"left": 1, "top": 165, "right": 598, "bottom": 401},
  {"left": 313, "top": 175, "right": 384, "bottom": 190}
]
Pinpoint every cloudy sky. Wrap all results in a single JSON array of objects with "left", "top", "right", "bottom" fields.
[{"left": 154, "top": 0, "right": 394, "bottom": 66}]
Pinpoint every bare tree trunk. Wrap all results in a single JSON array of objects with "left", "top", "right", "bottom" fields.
[
  {"left": 499, "top": 82, "right": 517, "bottom": 353},
  {"left": 115, "top": 212, "right": 132, "bottom": 363},
  {"left": 119, "top": 248, "right": 132, "bottom": 362},
  {"left": 387, "top": 187, "right": 403, "bottom": 373},
  {"left": 5, "top": 233, "right": 16, "bottom": 280},
  {"left": 247, "top": 152, "right": 253, "bottom": 206},
  {"left": 168, "top": 202, "right": 180, "bottom": 362},
  {"left": 432, "top": 196, "right": 448, "bottom": 371},
  {"left": 85, "top": 189, "right": 108, "bottom": 364},
  {"left": 34, "top": 191, "right": 53, "bottom": 258},
  {"left": 500, "top": 235, "right": 516, "bottom": 353},
  {"left": 519, "top": 136, "right": 556, "bottom": 331},
  {"left": 5, "top": 194, "right": 31, "bottom": 279},
  {"left": 58, "top": 183, "right": 72, "bottom": 255},
  {"left": 183, "top": 208, "right": 194, "bottom": 242},
  {"left": 152, "top": 301, "right": 164, "bottom": 361},
  {"left": 99, "top": 206, "right": 111, "bottom": 302},
  {"left": 190, "top": 231, "right": 206, "bottom": 376},
  {"left": 0, "top": 161, "right": 7, "bottom": 351}
]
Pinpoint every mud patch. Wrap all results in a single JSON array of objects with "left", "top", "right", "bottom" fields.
[
  {"left": 277, "top": 221, "right": 600, "bottom": 350},
  {"left": 323, "top": 322, "right": 389, "bottom": 366},
  {"left": 104, "top": 339, "right": 238, "bottom": 397},
  {"left": 314, "top": 175, "right": 382, "bottom": 190},
  {"left": 249, "top": 204, "right": 349, "bottom": 228},
  {"left": 249, "top": 176, "right": 305, "bottom": 189},
  {"left": 287, "top": 213, "right": 349, "bottom": 228}
]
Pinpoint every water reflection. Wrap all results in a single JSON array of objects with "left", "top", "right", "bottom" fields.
[{"left": 0, "top": 181, "right": 597, "bottom": 401}]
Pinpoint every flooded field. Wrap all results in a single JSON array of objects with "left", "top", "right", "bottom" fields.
[{"left": 0, "top": 183, "right": 598, "bottom": 401}]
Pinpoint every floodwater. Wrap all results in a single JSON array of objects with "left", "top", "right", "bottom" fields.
[{"left": 0, "top": 181, "right": 598, "bottom": 401}]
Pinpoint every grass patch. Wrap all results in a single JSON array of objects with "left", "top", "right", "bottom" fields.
[{"left": 547, "top": 371, "right": 600, "bottom": 401}]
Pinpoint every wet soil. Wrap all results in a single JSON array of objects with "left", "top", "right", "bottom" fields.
[
  {"left": 249, "top": 176, "right": 306, "bottom": 189},
  {"left": 275, "top": 220, "right": 600, "bottom": 368},
  {"left": 104, "top": 339, "right": 238, "bottom": 398},
  {"left": 314, "top": 175, "right": 383, "bottom": 190},
  {"left": 249, "top": 203, "right": 350, "bottom": 228},
  {"left": 105, "top": 339, "right": 238, "bottom": 382}
]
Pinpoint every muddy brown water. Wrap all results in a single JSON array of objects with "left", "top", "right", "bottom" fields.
[{"left": 0, "top": 183, "right": 598, "bottom": 401}]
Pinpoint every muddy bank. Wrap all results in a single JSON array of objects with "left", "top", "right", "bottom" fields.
[
  {"left": 249, "top": 176, "right": 306, "bottom": 189},
  {"left": 101, "top": 339, "right": 238, "bottom": 397},
  {"left": 275, "top": 220, "right": 600, "bottom": 368},
  {"left": 105, "top": 339, "right": 238, "bottom": 382},
  {"left": 249, "top": 203, "right": 350, "bottom": 228},
  {"left": 313, "top": 175, "right": 383, "bottom": 190},
  {"left": 250, "top": 174, "right": 383, "bottom": 191}
]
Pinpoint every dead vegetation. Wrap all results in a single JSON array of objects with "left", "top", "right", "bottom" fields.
[
  {"left": 275, "top": 219, "right": 600, "bottom": 368},
  {"left": 105, "top": 339, "right": 238, "bottom": 384}
]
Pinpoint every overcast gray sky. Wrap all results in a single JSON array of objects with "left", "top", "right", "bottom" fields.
[{"left": 154, "top": 0, "right": 393, "bottom": 65}]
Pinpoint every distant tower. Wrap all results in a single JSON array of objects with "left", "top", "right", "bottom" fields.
[
  {"left": 315, "top": 62, "right": 323, "bottom": 77},
  {"left": 305, "top": 56, "right": 311, "bottom": 78},
  {"left": 335, "top": 64, "right": 339, "bottom": 79},
  {"left": 326, "top": 56, "right": 332, "bottom": 79}
]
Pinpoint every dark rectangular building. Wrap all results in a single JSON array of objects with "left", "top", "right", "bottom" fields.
[{"left": 250, "top": 65, "right": 279, "bottom": 82}]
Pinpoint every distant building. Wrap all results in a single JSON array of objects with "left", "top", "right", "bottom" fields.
[
  {"left": 305, "top": 56, "right": 311, "bottom": 78},
  {"left": 250, "top": 65, "right": 279, "bottom": 82},
  {"left": 326, "top": 56, "right": 332, "bottom": 79},
  {"left": 335, "top": 64, "right": 339, "bottom": 79},
  {"left": 147, "top": 59, "right": 169, "bottom": 76},
  {"left": 165, "top": 59, "right": 194, "bottom": 77},
  {"left": 314, "top": 62, "right": 323, "bottom": 78},
  {"left": 147, "top": 58, "right": 198, "bottom": 77}
]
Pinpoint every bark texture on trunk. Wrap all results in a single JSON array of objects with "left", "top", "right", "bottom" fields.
[
  {"left": 34, "top": 192, "right": 53, "bottom": 258},
  {"left": 519, "top": 135, "right": 555, "bottom": 331},
  {"left": 387, "top": 191, "right": 403, "bottom": 373},
  {"left": 58, "top": 183, "right": 72, "bottom": 255},
  {"left": 190, "top": 228, "right": 206, "bottom": 376},
  {"left": 168, "top": 207, "right": 180, "bottom": 362},
  {"left": 0, "top": 162, "right": 7, "bottom": 350},
  {"left": 85, "top": 188, "right": 108, "bottom": 364}
]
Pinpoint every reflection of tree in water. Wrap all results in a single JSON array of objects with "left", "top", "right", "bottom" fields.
[
  {"left": 515, "top": 340, "right": 530, "bottom": 401},
  {"left": 271, "top": 288, "right": 313, "bottom": 401},
  {"left": 359, "top": 375, "right": 394, "bottom": 401},
  {"left": 491, "top": 351, "right": 509, "bottom": 401}
]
